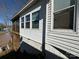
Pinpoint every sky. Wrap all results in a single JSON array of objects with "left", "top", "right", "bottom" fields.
[{"left": 0, "top": 0, "right": 28, "bottom": 24}]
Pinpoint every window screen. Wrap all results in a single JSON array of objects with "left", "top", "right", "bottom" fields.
[{"left": 54, "top": 0, "right": 75, "bottom": 29}]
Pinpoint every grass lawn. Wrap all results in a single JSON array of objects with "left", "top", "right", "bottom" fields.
[{"left": 0, "top": 32, "right": 5, "bottom": 35}]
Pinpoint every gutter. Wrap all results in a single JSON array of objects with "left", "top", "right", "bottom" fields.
[{"left": 12, "top": 0, "right": 37, "bottom": 20}]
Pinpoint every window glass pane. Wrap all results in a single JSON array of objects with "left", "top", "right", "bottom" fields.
[
  {"left": 21, "top": 23, "right": 24, "bottom": 28},
  {"left": 21, "top": 17, "right": 24, "bottom": 28},
  {"left": 54, "top": 7, "right": 74, "bottom": 29},
  {"left": 54, "top": 0, "right": 75, "bottom": 11},
  {"left": 32, "top": 11, "right": 39, "bottom": 21},
  {"left": 32, "top": 20, "right": 39, "bottom": 28},
  {"left": 21, "top": 17, "right": 24, "bottom": 22},
  {"left": 26, "top": 15, "right": 30, "bottom": 28},
  {"left": 32, "top": 11, "right": 40, "bottom": 28},
  {"left": 26, "top": 22, "right": 30, "bottom": 28},
  {"left": 54, "top": 0, "right": 75, "bottom": 29},
  {"left": 26, "top": 15, "right": 30, "bottom": 21}
]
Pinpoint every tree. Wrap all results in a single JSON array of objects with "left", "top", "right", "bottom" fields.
[{"left": 0, "top": 23, "right": 5, "bottom": 31}]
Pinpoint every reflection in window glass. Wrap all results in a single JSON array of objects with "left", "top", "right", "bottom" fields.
[
  {"left": 54, "top": 0, "right": 75, "bottom": 11},
  {"left": 32, "top": 11, "right": 40, "bottom": 28}
]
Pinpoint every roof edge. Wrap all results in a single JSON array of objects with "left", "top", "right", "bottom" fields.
[{"left": 12, "top": 0, "right": 37, "bottom": 20}]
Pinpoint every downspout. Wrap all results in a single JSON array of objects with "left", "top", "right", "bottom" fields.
[
  {"left": 42, "top": 0, "right": 46, "bottom": 58},
  {"left": 76, "top": 0, "right": 79, "bottom": 33}
]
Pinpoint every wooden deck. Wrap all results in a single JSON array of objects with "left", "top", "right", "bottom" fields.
[
  {"left": 11, "top": 32, "right": 20, "bottom": 51},
  {"left": 0, "top": 32, "right": 12, "bottom": 56},
  {"left": 0, "top": 32, "right": 12, "bottom": 47}
]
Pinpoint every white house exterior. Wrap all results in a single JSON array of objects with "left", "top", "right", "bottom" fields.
[
  {"left": 46, "top": 0, "right": 79, "bottom": 59},
  {"left": 13, "top": 0, "right": 46, "bottom": 55},
  {"left": 12, "top": 0, "right": 79, "bottom": 59}
]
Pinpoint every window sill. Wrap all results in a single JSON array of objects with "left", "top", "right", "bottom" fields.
[
  {"left": 25, "top": 28, "right": 30, "bottom": 29},
  {"left": 20, "top": 28, "right": 40, "bottom": 30},
  {"left": 51, "top": 29, "right": 79, "bottom": 37},
  {"left": 24, "top": 28, "right": 40, "bottom": 30},
  {"left": 52, "top": 29, "right": 76, "bottom": 33},
  {"left": 31, "top": 28, "right": 40, "bottom": 30}
]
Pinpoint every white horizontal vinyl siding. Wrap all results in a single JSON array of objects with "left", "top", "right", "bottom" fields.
[
  {"left": 19, "top": 0, "right": 44, "bottom": 52},
  {"left": 46, "top": 0, "right": 79, "bottom": 57}
]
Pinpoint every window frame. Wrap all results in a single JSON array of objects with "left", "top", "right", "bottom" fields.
[
  {"left": 25, "top": 14, "right": 30, "bottom": 29},
  {"left": 32, "top": 10, "right": 40, "bottom": 29},
  {"left": 21, "top": 17, "right": 24, "bottom": 28},
  {"left": 31, "top": 6, "right": 41, "bottom": 29},
  {"left": 51, "top": 0, "right": 77, "bottom": 33},
  {"left": 20, "top": 6, "right": 41, "bottom": 30}
]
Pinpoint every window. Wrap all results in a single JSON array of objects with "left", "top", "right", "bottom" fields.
[
  {"left": 20, "top": 6, "right": 41, "bottom": 29},
  {"left": 32, "top": 11, "right": 40, "bottom": 28},
  {"left": 54, "top": 0, "right": 76, "bottom": 30},
  {"left": 21, "top": 17, "right": 24, "bottom": 28},
  {"left": 25, "top": 15, "right": 30, "bottom": 28}
]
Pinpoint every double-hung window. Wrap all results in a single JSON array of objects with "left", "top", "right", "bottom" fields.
[
  {"left": 20, "top": 6, "right": 41, "bottom": 29},
  {"left": 21, "top": 17, "right": 24, "bottom": 28},
  {"left": 32, "top": 11, "right": 40, "bottom": 28},
  {"left": 53, "top": 0, "right": 76, "bottom": 31},
  {"left": 25, "top": 15, "right": 30, "bottom": 28}
]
